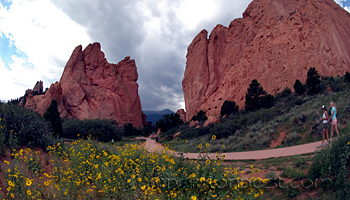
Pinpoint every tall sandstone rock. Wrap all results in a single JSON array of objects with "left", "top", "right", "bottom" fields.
[
  {"left": 183, "top": 0, "right": 350, "bottom": 120},
  {"left": 25, "top": 42, "right": 144, "bottom": 127}
]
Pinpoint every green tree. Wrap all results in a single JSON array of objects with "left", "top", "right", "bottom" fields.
[
  {"left": 345, "top": 71, "right": 350, "bottom": 83},
  {"left": 293, "top": 79, "right": 305, "bottom": 95},
  {"left": 220, "top": 100, "right": 239, "bottom": 117},
  {"left": 306, "top": 67, "right": 321, "bottom": 95},
  {"left": 43, "top": 100, "right": 63, "bottom": 137},
  {"left": 191, "top": 110, "right": 208, "bottom": 122},
  {"left": 245, "top": 79, "right": 267, "bottom": 111},
  {"left": 157, "top": 113, "right": 184, "bottom": 132}
]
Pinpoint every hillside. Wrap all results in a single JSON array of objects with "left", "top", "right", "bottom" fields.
[
  {"left": 182, "top": 0, "right": 350, "bottom": 121},
  {"left": 163, "top": 73, "right": 350, "bottom": 153}
]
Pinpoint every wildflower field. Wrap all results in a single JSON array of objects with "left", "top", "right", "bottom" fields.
[{"left": 0, "top": 137, "right": 267, "bottom": 200}]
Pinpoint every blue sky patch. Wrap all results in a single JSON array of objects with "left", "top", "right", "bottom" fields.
[
  {"left": 0, "top": 0, "right": 12, "bottom": 11},
  {"left": 343, "top": 1, "right": 350, "bottom": 7},
  {"left": 0, "top": 32, "right": 34, "bottom": 71}
]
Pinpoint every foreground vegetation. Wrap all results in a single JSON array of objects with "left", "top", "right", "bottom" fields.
[{"left": 0, "top": 136, "right": 267, "bottom": 199}]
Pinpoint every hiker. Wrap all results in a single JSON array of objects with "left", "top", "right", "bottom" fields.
[
  {"left": 319, "top": 105, "right": 329, "bottom": 147},
  {"left": 329, "top": 102, "right": 339, "bottom": 141}
]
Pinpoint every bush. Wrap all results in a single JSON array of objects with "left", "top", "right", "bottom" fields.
[
  {"left": 280, "top": 166, "right": 305, "bottom": 180},
  {"left": 123, "top": 123, "right": 143, "bottom": 137},
  {"left": 293, "top": 155, "right": 307, "bottom": 169},
  {"left": 43, "top": 100, "right": 63, "bottom": 137},
  {"left": 308, "top": 133, "right": 350, "bottom": 189},
  {"left": 0, "top": 103, "right": 57, "bottom": 150},
  {"left": 62, "top": 118, "right": 123, "bottom": 142},
  {"left": 293, "top": 79, "right": 305, "bottom": 95},
  {"left": 275, "top": 87, "right": 292, "bottom": 101},
  {"left": 191, "top": 110, "right": 207, "bottom": 122},
  {"left": 345, "top": 71, "right": 350, "bottom": 83},
  {"left": 220, "top": 100, "right": 239, "bottom": 117}
]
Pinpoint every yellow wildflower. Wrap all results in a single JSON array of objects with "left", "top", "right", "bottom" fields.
[
  {"left": 26, "top": 179, "right": 32, "bottom": 186},
  {"left": 212, "top": 135, "right": 216, "bottom": 140}
]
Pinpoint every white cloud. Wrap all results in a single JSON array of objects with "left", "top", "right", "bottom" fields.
[{"left": 0, "top": 0, "right": 91, "bottom": 100}]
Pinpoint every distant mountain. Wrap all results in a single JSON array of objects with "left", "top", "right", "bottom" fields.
[{"left": 143, "top": 109, "right": 174, "bottom": 124}]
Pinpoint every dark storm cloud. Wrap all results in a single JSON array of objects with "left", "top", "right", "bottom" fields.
[{"left": 50, "top": 0, "right": 253, "bottom": 112}]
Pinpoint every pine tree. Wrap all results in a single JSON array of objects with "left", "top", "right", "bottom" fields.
[
  {"left": 306, "top": 67, "right": 321, "bottom": 95},
  {"left": 245, "top": 79, "right": 267, "bottom": 111},
  {"left": 43, "top": 100, "right": 62, "bottom": 136}
]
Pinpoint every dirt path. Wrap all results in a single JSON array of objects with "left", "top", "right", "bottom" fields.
[{"left": 136, "top": 137, "right": 323, "bottom": 160}]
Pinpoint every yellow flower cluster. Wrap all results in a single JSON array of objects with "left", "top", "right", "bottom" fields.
[{"left": 1, "top": 137, "right": 265, "bottom": 199}]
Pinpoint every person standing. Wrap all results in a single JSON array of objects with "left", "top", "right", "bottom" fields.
[
  {"left": 319, "top": 105, "right": 329, "bottom": 147},
  {"left": 329, "top": 102, "right": 339, "bottom": 141}
]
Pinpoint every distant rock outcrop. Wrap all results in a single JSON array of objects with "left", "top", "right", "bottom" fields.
[
  {"left": 183, "top": 0, "right": 350, "bottom": 120},
  {"left": 33, "top": 81, "right": 43, "bottom": 94},
  {"left": 176, "top": 109, "right": 186, "bottom": 122},
  {"left": 25, "top": 42, "right": 144, "bottom": 127}
]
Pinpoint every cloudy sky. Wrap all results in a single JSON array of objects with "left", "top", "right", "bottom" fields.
[{"left": 0, "top": 0, "right": 349, "bottom": 112}]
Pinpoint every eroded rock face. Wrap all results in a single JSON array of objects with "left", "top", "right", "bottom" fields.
[
  {"left": 183, "top": 0, "right": 350, "bottom": 120},
  {"left": 25, "top": 42, "right": 144, "bottom": 127}
]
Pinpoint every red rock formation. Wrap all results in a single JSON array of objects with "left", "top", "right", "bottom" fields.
[
  {"left": 176, "top": 109, "right": 186, "bottom": 122},
  {"left": 25, "top": 42, "right": 144, "bottom": 127},
  {"left": 33, "top": 81, "right": 43, "bottom": 94},
  {"left": 183, "top": 0, "right": 350, "bottom": 120}
]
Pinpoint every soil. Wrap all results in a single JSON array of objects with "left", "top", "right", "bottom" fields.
[{"left": 270, "top": 131, "right": 286, "bottom": 148}]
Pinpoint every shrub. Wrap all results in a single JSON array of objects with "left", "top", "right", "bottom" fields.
[
  {"left": 293, "top": 79, "right": 305, "bottom": 95},
  {"left": 220, "top": 100, "right": 239, "bottom": 117},
  {"left": 280, "top": 166, "right": 305, "bottom": 180},
  {"left": 123, "top": 123, "right": 143, "bottom": 137},
  {"left": 0, "top": 103, "right": 57, "bottom": 150},
  {"left": 293, "top": 155, "right": 307, "bottom": 169},
  {"left": 275, "top": 87, "right": 292, "bottom": 102},
  {"left": 62, "top": 118, "right": 123, "bottom": 142},
  {"left": 191, "top": 110, "right": 208, "bottom": 122},
  {"left": 43, "top": 100, "right": 63, "bottom": 137},
  {"left": 345, "top": 71, "right": 350, "bottom": 83},
  {"left": 261, "top": 94, "right": 275, "bottom": 109},
  {"left": 308, "top": 133, "right": 350, "bottom": 189},
  {"left": 264, "top": 170, "right": 277, "bottom": 179}
]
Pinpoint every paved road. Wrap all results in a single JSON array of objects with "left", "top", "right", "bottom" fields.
[{"left": 136, "top": 137, "right": 324, "bottom": 160}]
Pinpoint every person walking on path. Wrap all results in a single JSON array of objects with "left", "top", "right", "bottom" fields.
[
  {"left": 319, "top": 105, "right": 329, "bottom": 147},
  {"left": 329, "top": 102, "right": 339, "bottom": 141}
]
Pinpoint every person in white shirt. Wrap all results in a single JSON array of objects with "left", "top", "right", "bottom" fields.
[{"left": 319, "top": 105, "right": 329, "bottom": 147}]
